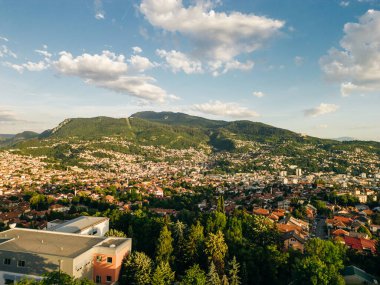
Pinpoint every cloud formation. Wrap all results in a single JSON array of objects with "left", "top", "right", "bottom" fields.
[
  {"left": 252, "top": 91, "right": 265, "bottom": 98},
  {"left": 304, "top": 103, "right": 339, "bottom": 117},
  {"left": 35, "top": 49, "right": 52, "bottom": 58},
  {"left": 193, "top": 100, "right": 259, "bottom": 118},
  {"left": 156, "top": 49, "right": 203, "bottom": 74},
  {"left": 54, "top": 50, "right": 170, "bottom": 102},
  {"left": 4, "top": 47, "right": 52, "bottom": 73},
  {"left": 320, "top": 9, "right": 380, "bottom": 96},
  {"left": 128, "top": 55, "right": 155, "bottom": 72},
  {"left": 0, "top": 109, "right": 18, "bottom": 122},
  {"left": 0, "top": 45, "right": 17, "bottom": 59},
  {"left": 5, "top": 61, "right": 49, "bottom": 73},
  {"left": 140, "top": 0, "right": 284, "bottom": 75},
  {"left": 94, "top": 0, "right": 105, "bottom": 20}
]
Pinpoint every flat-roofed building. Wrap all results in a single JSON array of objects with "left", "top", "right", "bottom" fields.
[
  {"left": 47, "top": 216, "right": 109, "bottom": 237},
  {"left": 0, "top": 228, "right": 131, "bottom": 285}
]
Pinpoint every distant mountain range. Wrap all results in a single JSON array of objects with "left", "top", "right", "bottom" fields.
[
  {"left": 334, "top": 137, "right": 357, "bottom": 142},
  {"left": 0, "top": 111, "right": 379, "bottom": 174},
  {"left": 0, "top": 111, "right": 379, "bottom": 149},
  {"left": 0, "top": 111, "right": 332, "bottom": 149}
]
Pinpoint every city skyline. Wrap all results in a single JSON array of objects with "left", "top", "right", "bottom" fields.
[{"left": 1, "top": 0, "right": 380, "bottom": 141}]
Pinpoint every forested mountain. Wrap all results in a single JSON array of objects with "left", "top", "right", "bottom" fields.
[{"left": 1, "top": 112, "right": 379, "bottom": 174}]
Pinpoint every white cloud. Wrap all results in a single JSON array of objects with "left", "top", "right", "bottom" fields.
[
  {"left": 140, "top": 0, "right": 284, "bottom": 74},
  {"left": 88, "top": 75, "right": 169, "bottom": 102},
  {"left": 294, "top": 56, "right": 304, "bottom": 66},
  {"left": 304, "top": 103, "right": 339, "bottom": 117},
  {"left": 320, "top": 10, "right": 380, "bottom": 95},
  {"left": 128, "top": 55, "right": 155, "bottom": 72},
  {"left": 0, "top": 45, "right": 17, "bottom": 59},
  {"left": 156, "top": 49, "right": 203, "bottom": 74},
  {"left": 94, "top": 0, "right": 105, "bottom": 20},
  {"left": 193, "top": 100, "right": 259, "bottom": 118},
  {"left": 340, "top": 81, "right": 373, "bottom": 97},
  {"left": 132, "top": 46, "right": 143, "bottom": 54},
  {"left": 168, "top": 94, "right": 181, "bottom": 100},
  {"left": 0, "top": 36, "right": 9, "bottom": 42},
  {"left": 22, "top": 61, "right": 49, "bottom": 72},
  {"left": 340, "top": 1, "right": 350, "bottom": 7},
  {"left": 55, "top": 50, "right": 128, "bottom": 80},
  {"left": 4, "top": 60, "right": 49, "bottom": 73},
  {"left": 54, "top": 50, "right": 170, "bottom": 102},
  {"left": 221, "top": 60, "right": 254, "bottom": 74},
  {"left": 3, "top": 62, "right": 24, "bottom": 73},
  {"left": 252, "top": 91, "right": 265, "bottom": 98},
  {"left": 35, "top": 49, "right": 52, "bottom": 59}
]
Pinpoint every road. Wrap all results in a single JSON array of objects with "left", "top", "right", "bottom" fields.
[{"left": 314, "top": 217, "right": 327, "bottom": 239}]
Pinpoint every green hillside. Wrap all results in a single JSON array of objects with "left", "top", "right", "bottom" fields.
[
  {"left": 2, "top": 112, "right": 380, "bottom": 172},
  {"left": 8, "top": 116, "right": 211, "bottom": 152},
  {"left": 0, "top": 131, "right": 38, "bottom": 147},
  {"left": 132, "top": 111, "right": 228, "bottom": 129}
]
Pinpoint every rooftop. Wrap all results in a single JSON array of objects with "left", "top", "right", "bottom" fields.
[
  {"left": 0, "top": 228, "right": 106, "bottom": 258},
  {"left": 47, "top": 216, "right": 108, "bottom": 234}
]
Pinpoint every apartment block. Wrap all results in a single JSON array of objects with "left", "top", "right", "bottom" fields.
[{"left": 0, "top": 228, "right": 131, "bottom": 285}]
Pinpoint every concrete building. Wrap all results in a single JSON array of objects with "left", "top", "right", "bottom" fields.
[
  {"left": 0, "top": 228, "right": 131, "bottom": 285},
  {"left": 47, "top": 216, "right": 109, "bottom": 237},
  {"left": 343, "top": 266, "right": 378, "bottom": 285}
]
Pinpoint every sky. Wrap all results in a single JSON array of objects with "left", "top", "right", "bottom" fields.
[{"left": 1, "top": 0, "right": 380, "bottom": 141}]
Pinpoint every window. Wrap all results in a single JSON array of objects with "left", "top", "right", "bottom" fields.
[
  {"left": 4, "top": 258, "right": 11, "bottom": 265},
  {"left": 106, "top": 276, "right": 112, "bottom": 283},
  {"left": 96, "top": 256, "right": 102, "bottom": 262},
  {"left": 17, "top": 260, "right": 25, "bottom": 267},
  {"left": 95, "top": 276, "right": 101, "bottom": 283},
  {"left": 107, "top": 257, "right": 112, "bottom": 264}
]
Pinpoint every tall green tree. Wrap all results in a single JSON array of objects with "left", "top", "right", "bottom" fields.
[
  {"left": 41, "top": 271, "right": 74, "bottom": 285},
  {"left": 221, "top": 275, "right": 229, "bottom": 285},
  {"left": 292, "top": 239, "right": 346, "bottom": 285},
  {"left": 217, "top": 196, "right": 225, "bottom": 213},
  {"left": 124, "top": 252, "right": 153, "bottom": 285},
  {"left": 181, "top": 264, "right": 207, "bottom": 285},
  {"left": 184, "top": 221, "right": 205, "bottom": 266},
  {"left": 206, "top": 212, "right": 227, "bottom": 234},
  {"left": 172, "top": 220, "right": 187, "bottom": 273},
  {"left": 156, "top": 225, "right": 174, "bottom": 264},
  {"left": 105, "top": 229, "right": 127, "bottom": 237},
  {"left": 207, "top": 262, "right": 221, "bottom": 285},
  {"left": 152, "top": 262, "right": 175, "bottom": 285},
  {"left": 227, "top": 257, "right": 240, "bottom": 285},
  {"left": 205, "top": 231, "right": 228, "bottom": 275}
]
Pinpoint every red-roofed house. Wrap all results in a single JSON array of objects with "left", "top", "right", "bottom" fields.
[{"left": 343, "top": 236, "right": 377, "bottom": 254}]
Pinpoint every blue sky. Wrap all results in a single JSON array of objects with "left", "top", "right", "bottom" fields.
[{"left": 1, "top": 0, "right": 380, "bottom": 141}]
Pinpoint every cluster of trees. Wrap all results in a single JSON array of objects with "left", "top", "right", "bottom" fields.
[
  {"left": 103, "top": 196, "right": 352, "bottom": 285},
  {"left": 16, "top": 271, "right": 94, "bottom": 285}
]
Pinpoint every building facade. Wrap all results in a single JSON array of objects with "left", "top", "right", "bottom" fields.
[{"left": 0, "top": 228, "right": 131, "bottom": 285}]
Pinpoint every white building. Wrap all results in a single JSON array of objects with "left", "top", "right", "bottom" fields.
[{"left": 47, "top": 216, "right": 109, "bottom": 237}]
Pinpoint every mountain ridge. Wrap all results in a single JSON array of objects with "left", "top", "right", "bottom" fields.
[{"left": 1, "top": 111, "right": 380, "bottom": 154}]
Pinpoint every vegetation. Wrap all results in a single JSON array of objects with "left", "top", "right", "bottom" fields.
[{"left": 3, "top": 112, "right": 380, "bottom": 175}]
